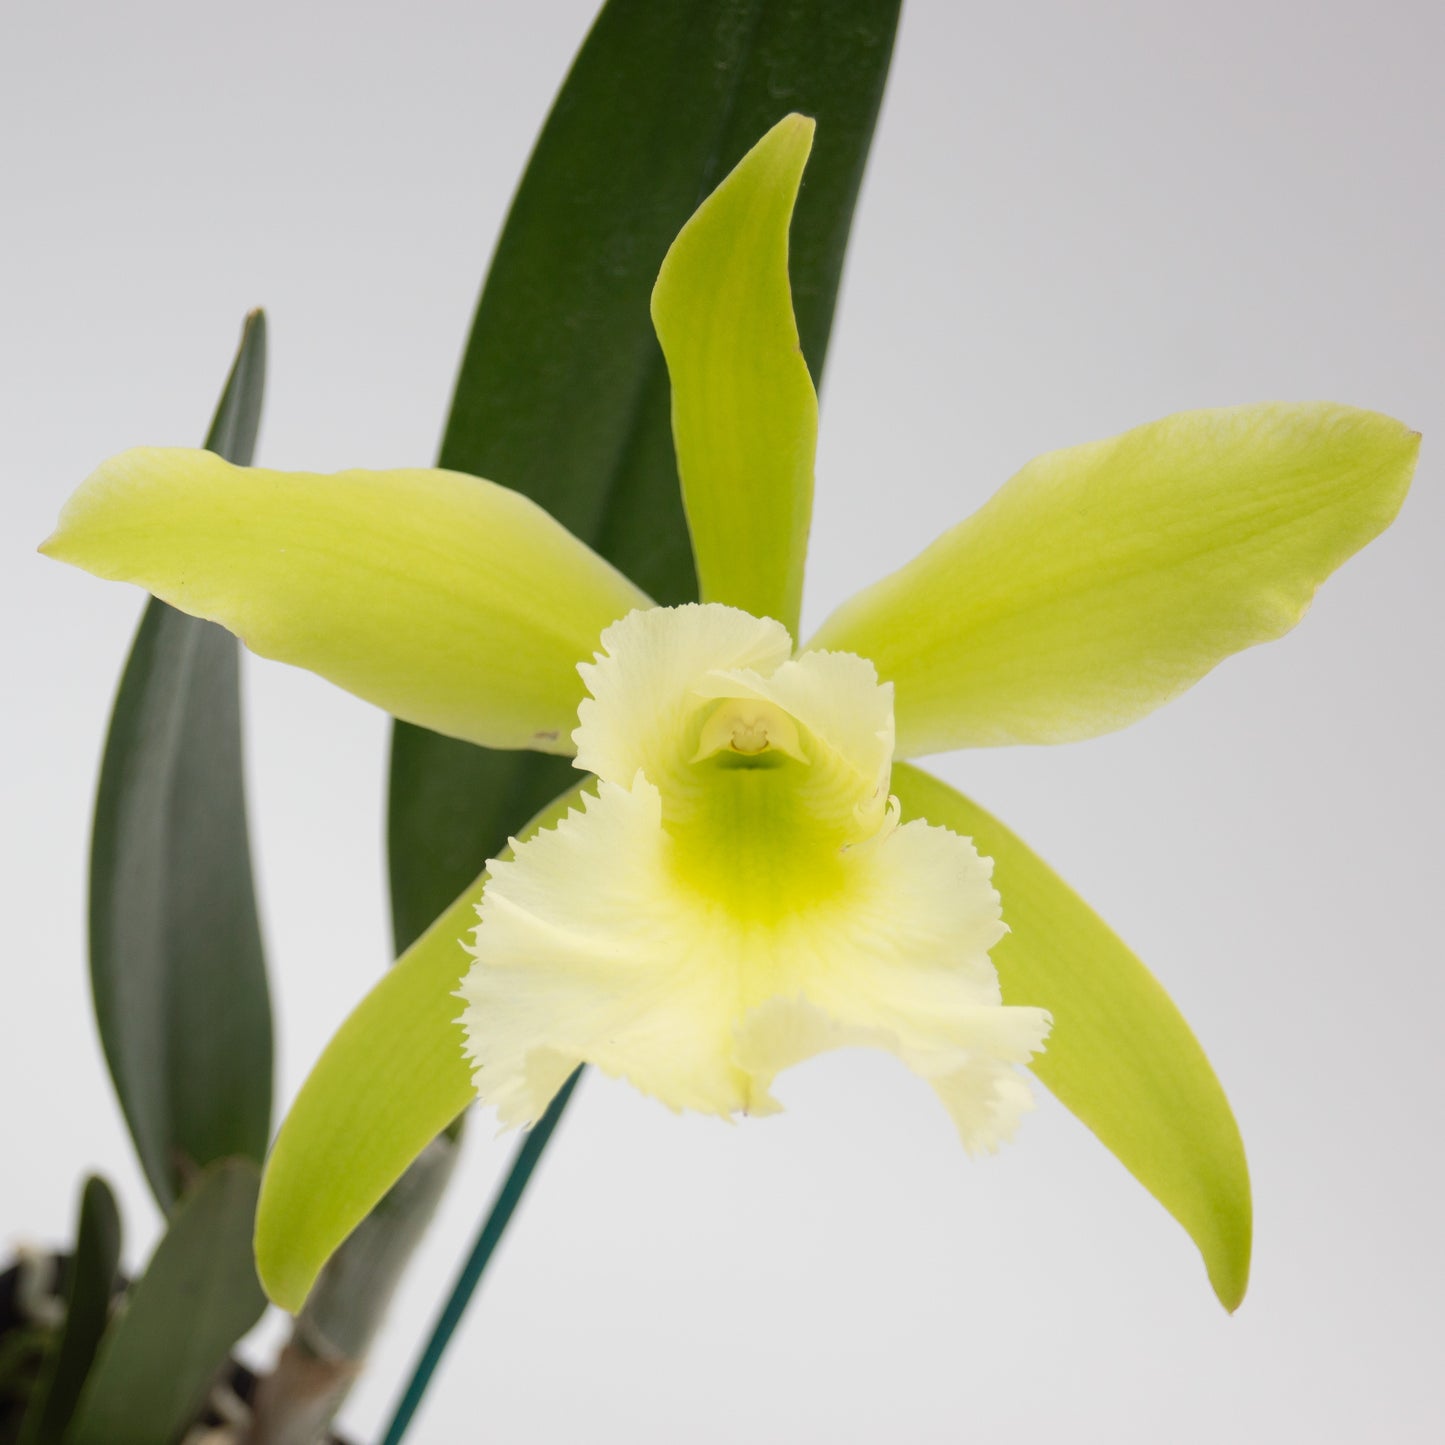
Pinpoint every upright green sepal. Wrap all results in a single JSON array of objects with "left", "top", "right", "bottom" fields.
[
  {"left": 891, "top": 763, "right": 1252, "bottom": 1311},
  {"left": 652, "top": 113, "right": 819, "bottom": 637},
  {"left": 391, "top": 0, "right": 900, "bottom": 955}
]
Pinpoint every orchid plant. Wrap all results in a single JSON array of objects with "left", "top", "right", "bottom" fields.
[{"left": 43, "top": 99, "right": 1417, "bottom": 1369}]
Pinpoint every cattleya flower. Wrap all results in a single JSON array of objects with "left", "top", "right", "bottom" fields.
[
  {"left": 461, "top": 600, "right": 1048, "bottom": 1142},
  {"left": 43, "top": 116, "right": 1417, "bottom": 1319}
]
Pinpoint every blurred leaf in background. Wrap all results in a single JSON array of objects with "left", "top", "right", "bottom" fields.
[
  {"left": 64, "top": 1161, "right": 266, "bottom": 1445},
  {"left": 87, "top": 312, "right": 273, "bottom": 1214},
  {"left": 14, "top": 1177, "right": 121, "bottom": 1445}
]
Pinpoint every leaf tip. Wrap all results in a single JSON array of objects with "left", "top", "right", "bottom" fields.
[
  {"left": 239, "top": 307, "right": 268, "bottom": 351},
  {"left": 253, "top": 1209, "right": 312, "bottom": 1317},
  {"left": 1202, "top": 1178, "right": 1252, "bottom": 1314},
  {"left": 760, "top": 112, "right": 816, "bottom": 178},
  {"left": 776, "top": 109, "right": 816, "bottom": 142},
  {"left": 1210, "top": 1252, "right": 1251, "bottom": 1314}
]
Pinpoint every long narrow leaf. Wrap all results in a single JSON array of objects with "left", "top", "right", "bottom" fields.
[
  {"left": 88, "top": 312, "right": 273, "bottom": 1212},
  {"left": 389, "top": 0, "right": 902, "bottom": 950},
  {"left": 65, "top": 1161, "right": 267, "bottom": 1445},
  {"left": 17, "top": 1178, "right": 121, "bottom": 1445}
]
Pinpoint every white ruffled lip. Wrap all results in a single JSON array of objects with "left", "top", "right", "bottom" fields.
[{"left": 457, "top": 603, "right": 1050, "bottom": 1152}]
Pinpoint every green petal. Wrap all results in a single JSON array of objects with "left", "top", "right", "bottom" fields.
[
  {"left": 891, "top": 762, "right": 1252, "bottom": 1311},
  {"left": 813, "top": 405, "right": 1419, "bottom": 756},
  {"left": 651, "top": 113, "right": 819, "bottom": 637},
  {"left": 254, "top": 782, "right": 590, "bottom": 1313},
  {"left": 42, "top": 449, "right": 652, "bottom": 754}
]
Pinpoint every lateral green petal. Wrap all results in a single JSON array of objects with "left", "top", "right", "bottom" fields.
[
  {"left": 42, "top": 449, "right": 652, "bottom": 754},
  {"left": 651, "top": 113, "right": 819, "bottom": 638},
  {"left": 254, "top": 782, "right": 589, "bottom": 1313},
  {"left": 891, "top": 762, "right": 1251, "bottom": 1312},
  {"left": 813, "top": 405, "right": 1419, "bottom": 756}
]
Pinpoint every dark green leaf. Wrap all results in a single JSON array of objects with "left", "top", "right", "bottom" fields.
[
  {"left": 64, "top": 1161, "right": 266, "bottom": 1445},
  {"left": 89, "top": 311, "right": 273, "bottom": 1211},
  {"left": 17, "top": 1178, "right": 122, "bottom": 1445},
  {"left": 389, "top": 0, "right": 901, "bottom": 949}
]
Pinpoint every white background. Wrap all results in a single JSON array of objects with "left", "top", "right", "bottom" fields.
[{"left": 3, "top": 1, "right": 1442, "bottom": 1440}]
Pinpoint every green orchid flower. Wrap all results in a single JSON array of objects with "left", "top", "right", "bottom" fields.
[{"left": 43, "top": 115, "right": 1418, "bottom": 1322}]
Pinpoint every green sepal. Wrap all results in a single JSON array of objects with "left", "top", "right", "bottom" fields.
[
  {"left": 652, "top": 113, "right": 818, "bottom": 636},
  {"left": 256, "top": 784, "right": 591, "bottom": 1314},
  {"left": 390, "top": 0, "right": 901, "bottom": 953},
  {"left": 892, "top": 762, "right": 1252, "bottom": 1311}
]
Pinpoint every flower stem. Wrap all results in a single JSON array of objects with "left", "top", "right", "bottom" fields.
[{"left": 377, "top": 1069, "right": 583, "bottom": 1445}]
